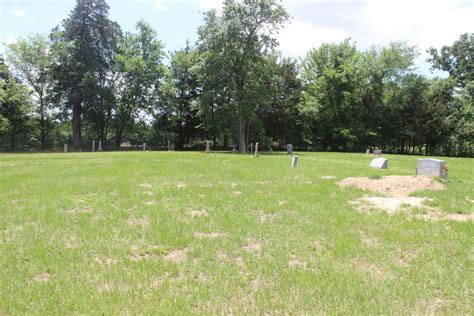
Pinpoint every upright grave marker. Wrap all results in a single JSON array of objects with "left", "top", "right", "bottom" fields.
[
  {"left": 255, "top": 142, "right": 259, "bottom": 156},
  {"left": 287, "top": 144, "right": 293, "bottom": 154},
  {"left": 143, "top": 143, "right": 146, "bottom": 151},
  {"left": 369, "top": 157, "right": 388, "bottom": 169},
  {"left": 92, "top": 140, "right": 95, "bottom": 152},
  {"left": 373, "top": 149, "right": 382, "bottom": 156},
  {"left": 64, "top": 144, "right": 68, "bottom": 153},
  {"left": 366, "top": 149, "right": 370, "bottom": 155},
  {"left": 205, "top": 141, "right": 211, "bottom": 153},
  {"left": 291, "top": 155, "right": 298, "bottom": 168},
  {"left": 417, "top": 158, "right": 448, "bottom": 179},
  {"left": 98, "top": 141, "right": 102, "bottom": 151}
]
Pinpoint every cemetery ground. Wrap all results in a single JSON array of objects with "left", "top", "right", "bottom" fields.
[{"left": 1, "top": 151, "right": 473, "bottom": 314}]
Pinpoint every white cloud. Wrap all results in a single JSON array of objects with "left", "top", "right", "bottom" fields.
[
  {"left": 10, "top": 6, "right": 27, "bottom": 18},
  {"left": 196, "top": 0, "right": 222, "bottom": 11},
  {"left": 278, "top": 21, "right": 349, "bottom": 58},
  {"left": 154, "top": 0, "right": 167, "bottom": 12}
]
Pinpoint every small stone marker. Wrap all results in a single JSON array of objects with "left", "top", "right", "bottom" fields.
[
  {"left": 64, "top": 144, "right": 68, "bottom": 153},
  {"left": 369, "top": 157, "right": 388, "bottom": 169},
  {"left": 287, "top": 144, "right": 293, "bottom": 155},
  {"left": 143, "top": 143, "right": 146, "bottom": 151},
  {"left": 205, "top": 141, "right": 211, "bottom": 153},
  {"left": 98, "top": 141, "right": 102, "bottom": 151},
  {"left": 254, "top": 142, "right": 259, "bottom": 156},
  {"left": 291, "top": 155, "right": 298, "bottom": 168},
  {"left": 373, "top": 149, "right": 382, "bottom": 156},
  {"left": 92, "top": 140, "right": 95, "bottom": 152},
  {"left": 417, "top": 158, "right": 448, "bottom": 179},
  {"left": 366, "top": 149, "right": 370, "bottom": 155}
]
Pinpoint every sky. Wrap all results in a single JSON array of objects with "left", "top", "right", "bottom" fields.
[{"left": 1, "top": 0, "right": 473, "bottom": 77}]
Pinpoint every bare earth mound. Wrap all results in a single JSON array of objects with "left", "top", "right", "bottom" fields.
[
  {"left": 338, "top": 175, "right": 444, "bottom": 197},
  {"left": 337, "top": 176, "right": 472, "bottom": 222}
]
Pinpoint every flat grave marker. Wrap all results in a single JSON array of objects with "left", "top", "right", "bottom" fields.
[{"left": 369, "top": 157, "right": 388, "bottom": 169}]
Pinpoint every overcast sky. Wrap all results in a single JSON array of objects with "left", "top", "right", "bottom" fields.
[{"left": 1, "top": 0, "right": 473, "bottom": 76}]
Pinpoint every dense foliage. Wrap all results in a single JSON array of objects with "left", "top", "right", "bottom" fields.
[{"left": 1, "top": 0, "right": 472, "bottom": 156}]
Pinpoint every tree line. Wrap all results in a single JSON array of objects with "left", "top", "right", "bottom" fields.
[{"left": 1, "top": 0, "right": 473, "bottom": 156}]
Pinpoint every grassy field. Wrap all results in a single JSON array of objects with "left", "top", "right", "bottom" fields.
[{"left": 1, "top": 151, "right": 473, "bottom": 314}]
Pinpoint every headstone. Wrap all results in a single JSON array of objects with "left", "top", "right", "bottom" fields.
[
  {"left": 291, "top": 155, "right": 298, "bottom": 168},
  {"left": 287, "top": 144, "right": 293, "bottom": 155},
  {"left": 366, "top": 149, "right": 370, "bottom": 155},
  {"left": 373, "top": 149, "right": 382, "bottom": 156},
  {"left": 98, "top": 141, "right": 102, "bottom": 151},
  {"left": 64, "top": 144, "right": 68, "bottom": 153},
  {"left": 369, "top": 157, "right": 388, "bottom": 169},
  {"left": 143, "top": 143, "right": 146, "bottom": 151},
  {"left": 417, "top": 158, "right": 448, "bottom": 179},
  {"left": 168, "top": 140, "right": 171, "bottom": 151},
  {"left": 171, "top": 143, "right": 175, "bottom": 151},
  {"left": 92, "top": 140, "right": 95, "bottom": 152},
  {"left": 205, "top": 141, "right": 211, "bottom": 153},
  {"left": 255, "top": 142, "right": 259, "bottom": 156}
]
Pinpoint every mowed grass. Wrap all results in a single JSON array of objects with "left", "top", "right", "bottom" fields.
[{"left": 1, "top": 151, "right": 473, "bottom": 314}]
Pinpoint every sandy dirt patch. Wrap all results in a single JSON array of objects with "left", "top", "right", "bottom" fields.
[
  {"left": 353, "top": 196, "right": 427, "bottom": 214},
  {"left": 338, "top": 175, "right": 444, "bottom": 197},
  {"left": 416, "top": 210, "right": 474, "bottom": 222},
  {"left": 164, "top": 248, "right": 189, "bottom": 262},
  {"left": 127, "top": 216, "right": 150, "bottom": 227},
  {"left": 194, "top": 232, "right": 225, "bottom": 239},
  {"left": 190, "top": 209, "right": 208, "bottom": 218}
]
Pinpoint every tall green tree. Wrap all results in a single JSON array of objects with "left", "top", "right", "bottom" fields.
[
  {"left": 6, "top": 34, "right": 53, "bottom": 150},
  {"left": 113, "top": 20, "right": 165, "bottom": 147},
  {"left": 50, "top": 0, "right": 120, "bottom": 149},
  {"left": 196, "top": 0, "right": 289, "bottom": 152}
]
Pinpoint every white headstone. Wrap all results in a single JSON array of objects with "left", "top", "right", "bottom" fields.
[
  {"left": 143, "top": 143, "right": 146, "bottom": 151},
  {"left": 369, "top": 157, "right": 388, "bottom": 169},
  {"left": 254, "top": 142, "right": 259, "bottom": 156},
  {"left": 287, "top": 144, "right": 293, "bottom": 155},
  {"left": 291, "top": 155, "right": 298, "bottom": 168},
  {"left": 366, "top": 149, "right": 370, "bottom": 155},
  {"left": 417, "top": 158, "right": 447, "bottom": 179},
  {"left": 64, "top": 144, "right": 68, "bottom": 153},
  {"left": 373, "top": 149, "right": 382, "bottom": 156}
]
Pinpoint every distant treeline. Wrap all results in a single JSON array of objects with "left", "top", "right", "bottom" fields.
[{"left": 1, "top": 0, "right": 473, "bottom": 156}]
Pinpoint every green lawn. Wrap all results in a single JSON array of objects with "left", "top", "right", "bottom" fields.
[{"left": 1, "top": 151, "right": 473, "bottom": 314}]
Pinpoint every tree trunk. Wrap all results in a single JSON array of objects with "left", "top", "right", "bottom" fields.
[
  {"left": 237, "top": 117, "right": 247, "bottom": 153},
  {"left": 72, "top": 103, "right": 82, "bottom": 150},
  {"left": 39, "top": 95, "right": 46, "bottom": 151}
]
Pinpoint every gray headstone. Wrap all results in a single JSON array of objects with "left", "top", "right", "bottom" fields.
[
  {"left": 369, "top": 157, "right": 388, "bottom": 169},
  {"left": 205, "top": 141, "right": 211, "bottom": 153},
  {"left": 254, "top": 142, "right": 259, "bottom": 156},
  {"left": 417, "top": 158, "right": 447, "bottom": 179},
  {"left": 373, "top": 149, "right": 382, "bottom": 156},
  {"left": 98, "top": 141, "right": 102, "bottom": 151},
  {"left": 287, "top": 144, "right": 293, "bottom": 155},
  {"left": 291, "top": 155, "right": 298, "bottom": 168},
  {"left": 143, "top": 143, "right": 146, "bottom": 151},
  {"left": 64, "top": 144, "right": 68, "bottom": 153},
  {"left": 92, "top": 140, "right": 95, "bottom": 152}
]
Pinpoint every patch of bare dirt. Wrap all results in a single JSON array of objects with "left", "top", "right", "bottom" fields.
[
  {"left": 139, "top": 183, "right": 152, "bottom": 189},
  {"left": 194, "top": 232, "right": 225, "bottom": 239},
  {"left": 338, "top": 175, "right": 444, "bottom": 197},
  {"left": 417, "top": 210, "right": 474, "bottom": 222},
  {"left": 164, "top": 248, "right": 189, "bottom": 262},
  {"left": 190, "top": 209, "right": 208, "bottom": 218},
  {"left": 254, "top": 209, "right": 277, "bottom": 223},
  {"left": 127, "top": 216, "right": 150, "bottom": 227},
  {"left": 33, "top": 272, "right": 51, "bottom": 283},
  {"left": 353, "top": 196, "right": 427, "bottom": 214},
  {"left": 288, "top": 254, "right": 307, "bottom": 270},
  {"left": 66, "top": 207, "right": 92, "bottom": 214}
]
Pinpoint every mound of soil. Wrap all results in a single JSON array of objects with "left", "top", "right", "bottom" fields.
[{"left": 338, "top": 175, "right": 444, "bottom": 197}]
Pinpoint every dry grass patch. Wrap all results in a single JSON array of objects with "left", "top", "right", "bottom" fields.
[
  {"left": 32, "top": 272, "right": 51, "bottom": 283},
  {"left": 243, "top": 241, "right": 261, "bottom": 256},
  {"left": 190, "top": 209, "right": 208, "bottom": 218},
  {"left": 66, "top": 206, "right": 92, "bottom": 214},
  {"left": 194, "top": 231, "right": 226, "bottom": 239},
  {"left": 139, "top": 182, "right": 152, "bottom": 189},
  {"left": 126, "top": 216, "right": 150, "bottom": 227},
  {"left": 164, "top": 247, "right": 189, "bottom": 262}
]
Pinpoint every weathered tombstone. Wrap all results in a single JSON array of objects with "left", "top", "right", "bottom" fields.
[
  {"left": 205, "top": 141, "right": 211, "bottom": 153},
  {"left": 287, "top": 144, "right": 293, "bottom": 155},
  {"left": 98, "top": 141, "right": 102, "bottom": 151},
  {"left": 366, "top": 149, "right": 370, "bottom": 155},
  {"left": 143, "top": 143, "right": 146, "bottom": 151},
  {"left": 373, "top": 149, "right": 382, "bottom": 156},
  {"left": 291, "top": 155, "right": 298, "bottom": 168},
  {"left": 369, "top": 157, "right": 388, "bottom": 169},
  {"left": 168, "top": 140, "right": 171, "bottom": 151},
  {"left": 254, "top": 142, "right": 259, "bottom": 156},
  {"left": 417, "top": 158, "right": 448, "bottom": 179},
  {"left": 92, "top": 140, "right": 95, "bottom": 152},
  {"left": 64, "top": 144, "right": 68, "bottom": 153}
]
